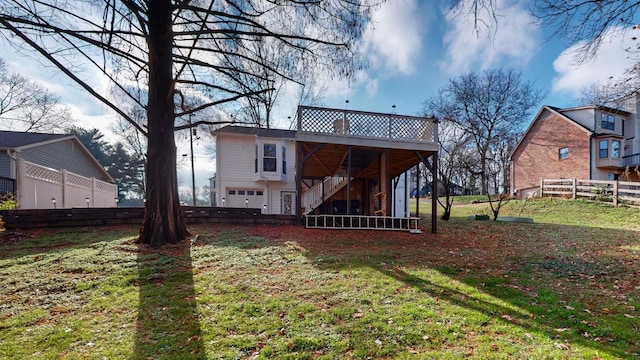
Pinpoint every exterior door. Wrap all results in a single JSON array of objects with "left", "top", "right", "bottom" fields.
[{"left": 281, "top": 191, "right": 295, "bottom": 215}]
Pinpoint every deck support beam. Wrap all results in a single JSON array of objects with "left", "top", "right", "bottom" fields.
[
  {"left": 431, "top": 152, "right": 438, "bottom": 234},
  {"left": 346, "top": 146, "right": 352, "bottom": 215},
  {"left": 416, "top": 163, "right": 420, "bottom": 217},
  {"left": 296, "top": 141, "right": 303, "bottom": 224}
]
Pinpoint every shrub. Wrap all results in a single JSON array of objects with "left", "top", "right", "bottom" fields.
[{"left": 0, "top": 193, "right": 17, "bottom": 210}]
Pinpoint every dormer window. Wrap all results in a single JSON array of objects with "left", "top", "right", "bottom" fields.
[{"left": 601, "top": 113, "right": 615, "bottom": 131}]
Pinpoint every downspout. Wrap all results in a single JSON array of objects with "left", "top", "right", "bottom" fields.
[
  {"left": 589, "top": 138, "right": 593, "bottom": 180},
  {"left": 591, "top": 109, "right": 596, "bottom": 180}
]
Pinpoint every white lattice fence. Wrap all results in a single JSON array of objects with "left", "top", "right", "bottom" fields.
[
  {"left": 17, "top": 159, "right": 117, "bottom": 209},
  {"left": 298, "top": 106, "right": 436, "bottom": 142}
]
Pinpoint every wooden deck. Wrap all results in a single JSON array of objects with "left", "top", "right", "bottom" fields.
[{"left": 295, "top": 106, "right": 439, "bottom": 233}]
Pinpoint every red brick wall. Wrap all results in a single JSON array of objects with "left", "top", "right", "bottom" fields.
[{"left": 511, "top": 113, "right": 591, "bottom": 197}]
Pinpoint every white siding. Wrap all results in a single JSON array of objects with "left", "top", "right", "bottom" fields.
[
  {"left": 0, "top": 153, "right": 12, "bottom": 178},
  {"left": 20, "top": 139, "right": 109, "bottom": 180},
  {"left": 215, "top": 133, "right": 296, "bottom": 213}
]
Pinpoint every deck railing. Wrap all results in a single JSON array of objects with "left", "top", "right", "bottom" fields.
[
  {"left": 623, "top": 153, "right": 640, "bottom": 167},
  {"left": 297, "top": 106, "right": 437, "bottom": 143},
  {"left": 304, "top": 214, "right": 422, "bottom": 233},
  {"left": 301, "top": 176, "right": 347, "bottom": 215}
]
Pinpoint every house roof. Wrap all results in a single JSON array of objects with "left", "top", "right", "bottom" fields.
[
  {"left": 0, "top": 130, "right": 113, "bottom": 182},
  {"left": 0, "top": 130, "right": 72, "bottom": 149},
  {"left": 212, "top": 125, "right": 296, "bottom": 139},
  {"left": 510, "top": 105, "right": 594, "bottom": 160},
  {"left": 558, "top": 104, "right": 632, "bottom": 116}
]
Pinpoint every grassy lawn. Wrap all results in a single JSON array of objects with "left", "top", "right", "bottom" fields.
[{"left": 1, "top": 198, "right": 639, "bottom": 359}]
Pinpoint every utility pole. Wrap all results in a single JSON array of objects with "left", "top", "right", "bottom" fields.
[{"left": 189, "top": 118, "right": 196, "bottom": 206}]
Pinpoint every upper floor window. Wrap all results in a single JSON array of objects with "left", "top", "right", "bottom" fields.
[
  {"left": 263, "top": 144, "right": 277, "bottom": 172},
  {"left": 601, "top": 114, "right": 615, "bottom": 131},
  {"left": 599, "top": 140, "right": 608, "bottom": 158},
  {"left": 612, "top": 140, "right": 620, "bottom": 158},
  {"left": 282, "top": 145, "right": 287, "bottom": 175},
  {"left": 559, "top": 147, "right": 569, "bottom": 160},
  {"left": 254, "top": 145, "right": 258, "bottom": 173}
]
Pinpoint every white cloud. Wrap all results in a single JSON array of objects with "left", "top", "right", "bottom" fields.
[
  {"left": 355, "top": 70, "right": 379, "bottom": 96},
  {"left": 551, "top": 27, "right": 634, "bottom": 97},
  {"left": 363, "top": 0, "right": 425, "bottom": 75},
  {"left": 441, "top": 0, "right": 540, "bottom": 74}
]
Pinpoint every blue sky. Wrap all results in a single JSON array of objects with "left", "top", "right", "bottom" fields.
[
  {"left": 1, "top": 0, "right": 638, "bottom": 190},
  {"left": 308, "top": 0, "right": 637, "bottom": 119}
]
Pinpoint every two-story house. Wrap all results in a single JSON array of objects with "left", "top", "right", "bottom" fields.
[
  {"left": 510, "top": 103, "right": 640, "bottom": 199},
  {"left": 210, "top": 126, "right": 297, "bottom": 214},
  {"left": 210, "top": 106, "right": 439, "bottom": 232}
]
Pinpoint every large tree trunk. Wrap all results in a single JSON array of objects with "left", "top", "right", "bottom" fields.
[{"left": 138, "top": 0, "right": 190, "bottom": 247}]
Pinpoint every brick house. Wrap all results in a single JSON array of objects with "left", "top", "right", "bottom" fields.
[{"left": 511, "top": 104, "right": 640, "bottom": 199}]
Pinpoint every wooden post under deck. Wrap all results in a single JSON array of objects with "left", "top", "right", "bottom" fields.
[
  {"left": 431, "top": 152, "right": 438, "bottom": 234},
  {"left": 346, "top": 146, "right": 352, "bottom": 215},
  {"left": 296, "top": 141, "right": 303, "bottom": 224},
  {"left": 416, "top": 163, "right": 420, "bottom": 217}
]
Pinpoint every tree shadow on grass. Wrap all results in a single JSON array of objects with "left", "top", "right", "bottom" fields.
[
  {"left": 264, "top": 220, "right": 639, "bottom": 359},
  {"left": 134, "top": 239, "right": 205, "bottom": 360}
]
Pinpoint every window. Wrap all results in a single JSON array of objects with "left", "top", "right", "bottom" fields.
[
  {"left": 282, "top": 145, "right": 287, "bottom": 175},
  {"left": 601, "top": 114, "right": 615, "bottom": 131},
  {"left": 263, "top": 144, "right": 277, "bottom": 172},
  {"left": 599, "top": 140, "right": 608, "bottom": 158},
  {"left": 254, "top": 145, "right": 258, "bottom": 173},
  {"left": 228, "top": 189, "right": 262, "bottom": 196},
  {"left": 612, "top": 140, "right": 620, "bottom": 158},
  {"left": 559, "top": 147, "right": 569, "bottom": 160}
]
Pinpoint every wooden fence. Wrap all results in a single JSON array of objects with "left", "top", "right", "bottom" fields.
[{"left": 540, "top": 178, "right": 640, "bottom": 206}]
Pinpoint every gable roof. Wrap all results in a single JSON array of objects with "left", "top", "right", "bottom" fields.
[
  {"left": 212, "top": 125, "right": 296, "bottom": 139},
  {"left": 0, "top": 130, "right": 113, "bottom": 182},
  {"left": 510, "top": 105, "right": 594, "bottom": 160},
  {"left": 0, "top": 130, "right": 72, "bottom": 149}
]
